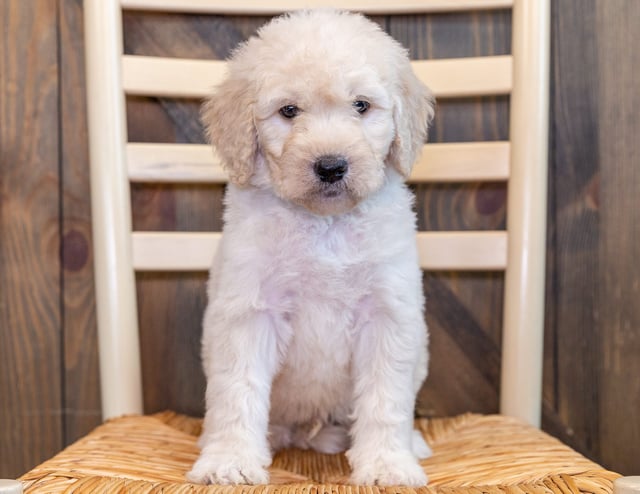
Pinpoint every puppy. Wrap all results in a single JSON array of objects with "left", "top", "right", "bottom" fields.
[{"left": 187, "top": 9, "right": 435, "bottom": 487}]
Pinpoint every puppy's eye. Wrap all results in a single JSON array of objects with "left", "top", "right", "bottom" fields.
[
  {"left": 279, "top": 105, "right": 300, "bottom": 119},
  {"left": 353, "top": 100, "right": 370, "bottom": 114}
]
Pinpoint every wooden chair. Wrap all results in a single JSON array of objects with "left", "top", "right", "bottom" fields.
[{"left": 17, "top": 0, "right": 626, "bottom": 493}]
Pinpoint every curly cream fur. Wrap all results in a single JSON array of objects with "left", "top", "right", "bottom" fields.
[{"left": 188, "top": 9, "right": 435, "bottom": 487}]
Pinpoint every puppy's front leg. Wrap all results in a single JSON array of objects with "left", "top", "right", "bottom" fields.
[
  {"left": 347, "top": 308, "right": 428, "bottom": 486},
  {"left": 187, "top": 308, "right": 281, "bottom": 485}
]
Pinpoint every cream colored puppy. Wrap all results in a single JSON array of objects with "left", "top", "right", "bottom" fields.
[{"left": 188, "top": 9, "right": 434, "bottom": 487}]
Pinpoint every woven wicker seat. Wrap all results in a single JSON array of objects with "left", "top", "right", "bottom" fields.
[{"left": 21, "top": 412, "right": 618, "bottom": 493}]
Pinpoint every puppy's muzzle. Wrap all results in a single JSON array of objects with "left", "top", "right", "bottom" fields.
[{"left": 314, "top": 155, "right": 348, "bottom": 184}]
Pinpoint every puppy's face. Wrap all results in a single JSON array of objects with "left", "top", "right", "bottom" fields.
[
  {"left": 204, "top": 10, "right": 434, "bottom": 216},
  {"left": 254, "top": 62, "right": 395, "bottom": 215}
]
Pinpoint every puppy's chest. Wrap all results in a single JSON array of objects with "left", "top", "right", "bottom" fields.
[
  {"left": 267, "top": 226, "right": 366, "bottom": 415},
  {"left": 255, "top": 218, "right": 376, "bottom": 353},
  {"left": 266, "top": 219, "right": 375, "bottom": 304}
]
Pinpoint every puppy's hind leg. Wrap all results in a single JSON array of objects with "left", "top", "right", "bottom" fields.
[
  {"left": 411, "top": 340, "right": 432, "bottom": 460},
  {"left": 269, "top": 424, "right": 294, "bottom": 452},
  {"left": 307, "top": 423, "right": 350, "bottom": 454},
  {"left": 283, "top": 422, "right": 350, "bottom": 454},
  {"left": 412, "top": 430, "right": 432, "bottom": 459}
]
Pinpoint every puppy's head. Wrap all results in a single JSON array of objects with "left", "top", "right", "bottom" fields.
[{"left": 203, "top": 9, "right": 434, "bottom": 216}]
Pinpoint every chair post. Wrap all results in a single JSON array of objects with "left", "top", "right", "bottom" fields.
[
  {"left": 500, "top": 0, "right": 550, "bottom": 427},
  {"left": 615, "top": 477, "right": 640, "bottom": 494},
  {"left": 84, "top": 0, "right": 144, "bottom": 419}
]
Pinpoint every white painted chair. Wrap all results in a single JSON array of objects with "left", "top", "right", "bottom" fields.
[
  {"left": 86, "top": 0, "right": 548, "bottom": 426},
  {"left": 17, "top": 0, "right": 627, "bottom": 492}
]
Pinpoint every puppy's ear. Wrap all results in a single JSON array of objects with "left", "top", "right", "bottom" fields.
[
  {"left": 387, "top": 63, "right": 435, "bottom": 178},
  {"left": 201, "top": 72, "right": 258, "bottom": 186}
]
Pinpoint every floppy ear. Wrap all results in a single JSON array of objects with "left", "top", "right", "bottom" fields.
[
  {"left": 201, "top": 71, "right": 258, "bottom": 186},
  {"left": 386, "top": 63, "right": 435, "bottom": 178}
]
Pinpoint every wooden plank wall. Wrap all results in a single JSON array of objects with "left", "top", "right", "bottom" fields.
[
  {"left": 1, "top": 0, "right": 639, "bottom": 479},
  {"left": 1, "top": 0, "right": 64, "bottom": 476}
]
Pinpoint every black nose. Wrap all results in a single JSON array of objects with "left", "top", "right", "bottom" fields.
[{"left": 314, "top": 155, "right": 348, "bottom": 184}]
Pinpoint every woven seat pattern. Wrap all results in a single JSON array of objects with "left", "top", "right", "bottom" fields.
[{"left": 20, "top": 412, "right": 618, "bottom": 494}]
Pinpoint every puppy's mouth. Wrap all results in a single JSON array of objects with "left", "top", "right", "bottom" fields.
[
  {"left": 323, "top": 190, "right": 340, "bottom": 198},
  {"left": 319, "top": 181, "right": 347, "bottom": 198},
  {"left": 272, "top": 154, "right": 375, "bottom": 216},
  {"left": 295, "top": 181, "right": 357, "bottom": 216}
]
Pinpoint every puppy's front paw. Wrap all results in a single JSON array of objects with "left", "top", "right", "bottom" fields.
[
  {"left": 349, "top": 451, "right": 428, "bottom": 486},
  {"left": 187, "top": 449, "right": 269, "bottom": 485}
]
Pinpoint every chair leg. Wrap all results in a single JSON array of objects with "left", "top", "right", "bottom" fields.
[
  {"left": 0, "top": 479, "right": 23, "bottom": 493},
  {"left": 615, "top": 477, "right": 640, "bottom": 494}
]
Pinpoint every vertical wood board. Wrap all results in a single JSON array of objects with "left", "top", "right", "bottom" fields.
[
  {"left": 58, "top": 0, "right": 103, "bottom": 444},
  {"left": 595, "top": 0, "right": 640, "bottom": 475},
  {"left": 0, "top": 0, "right": 63, "bottom": 477},
  {"left": 546, "top": 0, "right": 601, "bottom": 460}
]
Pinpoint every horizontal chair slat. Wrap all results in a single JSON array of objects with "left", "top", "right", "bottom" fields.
[
  {"left": 121, "top": 56, "right": 226, "bottom": 99},
  {"left": 413, "top": 141, "right": 509, "bottom": 182},
  {"left": 418, "top": 231, "right": 507, "bottom": 270},
  {"left": 131, "top": 231, "right": 507, "bottom": 271},
  {"left": 121, "top": 55, "right": 512, "bottom": 99},
  {"left": 127, "top": 141, "right": 510, "bottom": 183},
  {"left": 121, "top": 0, "right": 513, "bottom": 15},
  {"left": 412, "top": 56, "right": 512, "bottom": 98},
  {"left": 128, "top": 143, "right": 224, "bottom": 183}
]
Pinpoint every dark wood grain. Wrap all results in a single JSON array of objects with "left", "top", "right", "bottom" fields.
[
  {"left": 545, "top": 0, "right": 602, "bottom": 460},
  {"left": 136, "top": 272, "right": 209, "bottom": 415},
  {"left": 0, "top": 0, "right": 63, "bottom": 477},
  {"left": 418, "top": 272, "right": 503, "bottom": 417},
  {"left": 58, "top": 0, "right": 103, "bottom": 444},
  {"left": 594, "top": 1, "right": 640, "bottom": 475}
]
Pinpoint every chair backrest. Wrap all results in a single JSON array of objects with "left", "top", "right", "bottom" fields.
[{"left": 83, "top": 0, "right": 549, "bottom": 426}]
